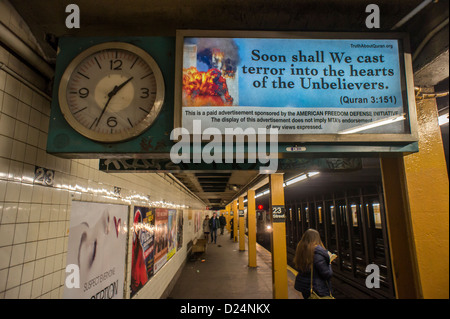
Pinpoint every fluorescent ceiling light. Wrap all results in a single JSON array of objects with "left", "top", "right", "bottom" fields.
[
  {"left": 284, "top": 174, "right": 307, "bottom": 186},
  {"left": 338, "top": 113, "right": 406, "bottom": 134},
  {"left": 284, "top": 171, "right": 320, "bottom": 187},
  {"left": 252, "top": 172, "right": 320, "bottom": 199}
]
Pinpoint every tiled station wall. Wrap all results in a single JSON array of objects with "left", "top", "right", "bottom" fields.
[{"left": 0, "top": 0, "right": 206, "bottom": 299}]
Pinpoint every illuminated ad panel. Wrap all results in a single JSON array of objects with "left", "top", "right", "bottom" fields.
[{"left": 174, "top": 31, "right": 418, "bottom": 143}]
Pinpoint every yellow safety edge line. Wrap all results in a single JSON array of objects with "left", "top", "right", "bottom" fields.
[{"left": 248, "top": 234, "right": 299, "bottom": 277}]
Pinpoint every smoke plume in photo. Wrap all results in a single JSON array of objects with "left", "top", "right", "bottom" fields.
[{"left": 195, "top": 38, "right": 240, "bottom": 77}]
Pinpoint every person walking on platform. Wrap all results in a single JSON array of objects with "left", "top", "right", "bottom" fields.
[
  {"left": 219, "top": 213, "right": 226, "bottom": 235},
  {"left": 209, "top": 212, "right": 221, "bottom": 244},
  {"left": 229, "top": 217, "right": 234, "bottom": 239},
  {"left": 203, "top": 215, "right": 210, "bottom": 242},
  {"left": 293, "top": 228, "right": 337, "bottom": 299}
]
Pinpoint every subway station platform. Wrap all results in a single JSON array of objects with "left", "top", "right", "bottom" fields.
[{"left": 168, "top": 230, "right": 302, "bottom": 299}]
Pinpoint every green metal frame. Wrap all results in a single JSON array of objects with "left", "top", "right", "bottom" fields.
[{"left": 46, "top": 36, "right": 176, "bottom": 157}]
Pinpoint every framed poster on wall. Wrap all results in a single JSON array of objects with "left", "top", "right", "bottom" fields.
[
  {"left": 174, "top": 30, "right": 418, "bottom": 144},
  {"left": 64, "top": 201, "right": 128, "bottom": 299},
  {"left": 130, "top": 206, "right": 155, "bottom": 297},
  {"left": 154, "top": 208, "right": 168, "bottom": 273},
  {"left": 167, "top": 209, "right": 177, "bottom": 259},
  {"left": 177, "top": 210, "right": 184, "bottom": 251}
]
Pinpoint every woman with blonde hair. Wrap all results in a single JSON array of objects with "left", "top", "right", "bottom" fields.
[{"left": 293, "top": 229, "right": 337, "bottom": 299}]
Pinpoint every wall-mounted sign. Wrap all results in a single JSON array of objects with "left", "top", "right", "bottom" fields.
[
  {"left": 167, "top": 209, "right": 177, "bottom": 260},
  {"left": 131, "top": 206, "right": 155, "bottom": 297},
  {"left": 272, "top": 205, "right": 286, "bottom": 223},
  {"left": 174, "top": 30, "right": 418, "bottom": 143},
  {"left": 99, "top": 157, "right": 362, "bottom": 172},
  {"left": 64, "top": 201, "right": 128, "bottom": 299},
  {"left": 154, "top": 208, "right": 168, "bottom": 273},
  {"left": 34, "top": 166, "right": 55, "bottom": 187}
]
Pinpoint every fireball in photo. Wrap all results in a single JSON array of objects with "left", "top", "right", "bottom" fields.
[{"left": 182, "top": 66, "right": 233, "bottom": 106}]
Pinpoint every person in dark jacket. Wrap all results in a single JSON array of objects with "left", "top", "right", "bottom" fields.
[
  {"left": 208, "top": 212, "right": 221, "bottom": 244},
  {"left": 229, "top": 217, "right": 234, "bottom": 239},
  {"left": 293, "top": 228, "right": 337, "bottom": 298},
  {"left": 219, "top": 213, "right": 226, "bottom": 235}
]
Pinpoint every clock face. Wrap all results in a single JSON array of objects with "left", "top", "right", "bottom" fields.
[{"left": 58, "top": 42, "right": 165, "bottom": 142}]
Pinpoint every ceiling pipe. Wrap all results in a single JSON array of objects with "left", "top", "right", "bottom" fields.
[
  {"left": 166, "top": 173, "right": 209, "bottom": 207},
  {"left": 391, "top": 0, "right": 435, "bottom": 30},
  {"left": 412, "top": 17, "right": 449, "bottom": 62},
  {"left": 0, "top": 61, "right": 51, "bottom": 101},
  {"left": 0, "top": 21, "right": 54, "bottom": 80}
]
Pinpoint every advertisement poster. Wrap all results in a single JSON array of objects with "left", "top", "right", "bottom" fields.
[
  {"left": 64, "top": 201, "right": 128, "bottom": 299},
  {"left": 177, "top": 210, "right": 184, "bottom": 251},
  {"left": 154, "top": 208, "right": 168, "bottom": 273},
  {"left": 181, "top": 37, "right": 407, "bottom": 135},
  {"left": 194, "top": 211, "right": 199, "bottom": 233},
  {"left": 130, "top": 206, "right": 155, "bottom": 297},
  {"left": 167, "top": 209, "right": 177, "bottom": 260},
  {"left": 197, "top": 211, "right": 202, "bottom": 233}
]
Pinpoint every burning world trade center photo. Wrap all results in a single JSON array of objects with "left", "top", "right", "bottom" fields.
[{"left": 182, "top": 38, "right": 240, "bottom": 107}]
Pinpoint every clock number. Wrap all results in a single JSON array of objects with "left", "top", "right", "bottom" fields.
[
  {"left": 78, "top": 87, "right": 89, "bottom": 98},
  {"left": 109, "top": 59, "right": 122, "bottom": 70},
  {"left": 107, "top": 116, "right": 118, "bottom": 128},
  {"left": 140, "top": 88, "right": 150, "bottom": 98}
]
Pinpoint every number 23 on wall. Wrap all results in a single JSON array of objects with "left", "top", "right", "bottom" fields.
[{"left": 34, "top": 166, "right": 55, "bottom": 187}]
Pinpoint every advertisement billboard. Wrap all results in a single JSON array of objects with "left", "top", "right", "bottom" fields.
[
  {"left": 131, "top": 206, "right": 155, "bottom": 297},
  {"left": 167, "top": 209, "right": 177, "bottom": 259},
  {"left": 154, "top": 208, "right": 169, "bottom": 273},
  {"left": 64, "top": 201, "right": 128, "bottom": 299},
  {"left": 174, "top": 31, "right": 417, "bottom": 143}
]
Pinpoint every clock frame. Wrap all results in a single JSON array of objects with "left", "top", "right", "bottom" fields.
[{"left": 58, "top": 42, "right": 165, "bottom": 143}]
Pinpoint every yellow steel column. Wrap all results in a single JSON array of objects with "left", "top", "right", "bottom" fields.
[
  {"left": 247, "top": 189, "right": 257, "bottom": 268},
  {"left": 380, "top": 157, "right": 422, "bottom": 298},
  {"left": 233, "top": 199, "right": 238, "bottom": 242},
  {"left": 381, "top": 89, "right": 449, "bottom": 299},
  {"left": 238, "top": 196, "right": 245, "bottom": 251},
  {"left": 269, "top": 173, "right": 288, "bottom": 299},
  {"left": 226, "top": 204, "right": 231, "bottom": 232},
  {"left": 404, "top": 90, "right": 448, "bottom": 298}
]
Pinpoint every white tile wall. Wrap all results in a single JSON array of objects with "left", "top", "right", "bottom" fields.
[{"left": 0, "top": 0, "right": 207, "bottom": 299}]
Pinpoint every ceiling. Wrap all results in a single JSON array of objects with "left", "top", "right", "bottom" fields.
[
  {"left": 255, "top": 158, "right": 383, "bottom": 209},
  {"left": 7, "top": 0, "right": 449, "bottom": 209},
  {"left": 171, "top": 170, "right": 259, "bottom": 209},
  {"left": 9, "top": 0, "right": 448, "bottom": 69}
]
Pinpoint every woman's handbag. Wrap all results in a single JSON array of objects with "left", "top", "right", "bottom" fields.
[
  {"left": 308, "top": 264, "right": 335, "bottom": 299},
  {"left": 294, "top": 273, "right": 302, "bottom": 292}
]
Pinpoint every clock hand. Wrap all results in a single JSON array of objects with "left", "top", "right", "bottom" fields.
[
  {"left": 109, "top": 76, "right": 134, "bottom": 97},
  {"left": 95, "top": 76, "right": 134, "bottom": 127},
  {"left": 95, "top": 95, "right": 113, "bottom": 127}
]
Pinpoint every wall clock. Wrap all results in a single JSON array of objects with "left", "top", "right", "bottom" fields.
[{"left": 58, "top": 42, "right": 165, "bottom": 143}]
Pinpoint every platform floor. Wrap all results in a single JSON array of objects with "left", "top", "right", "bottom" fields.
[{"left": 168, "top": 230, "right": 303, "bottom": 299}]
